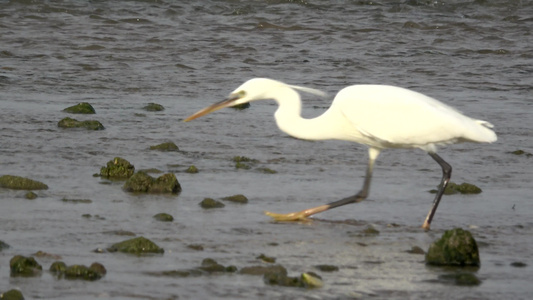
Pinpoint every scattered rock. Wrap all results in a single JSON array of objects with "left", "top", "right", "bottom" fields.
[
  {"left": 199, "top": 198, "right": 225, "bottom": 209},
  {"left": 314, "top": 264, "right": 339, "bottom": 272},
  {"left": 63, "top": 102, "right": 96, "bottom": 114},
  {"left": 24, "top": 191, "right": 38, "bottom": 199},
  {"left": 63, "top": 263, "right": 106, "bottom": 281},
  {"left": 406, "top": 246, "right": 426, "bottom": 255},
  {"left": 153, "top": 213, "right": 174, "bottom": 222},
  {"left": 149, "top": 142, "right": 179, "bottom": 151},
  {"left": 438, "top": 272, "right": 481, "bottom": 286},
  {"left": 49, "top": 261, "right": 68, "bottom": 274},
  {"left": 0, "top": 175, "right": 48, "bottom": 190},
  {"left": 198, "top": 258, "right": 226, "bottom": 273},
  {"left": 107, "top": 236, "right": 164, "bottom": 254},
  {"left": 143, "top": 103, "right": 164, "bottom": 111},
  {"left": 426, "top": 228, "right": 480, "bottom": 266},
  {"left": 185, "top": 165, "right": 199, "bottom": 173},
  {"left": 0, "top": 289, "right": 24, "bottom": 300},
  {"left": 123, "top": 172, "right": 181, "bottom": 194},
  {"left": 58, "top": 117, "right": 104, "bottom": 130},
  {"left": 510, "top": 149, "right": 532, "bottom": 157},
  {"left": 430, "top": 182, "right": 482, "bottom": 195},
  {"left": 0, "top": 240, "right": 10, "bottom": 251},
  {"left": 240, "top": 264, "right": 287, "bottom": 276},
  {"left": 361, "top": 225, "right": 380, "bottom": 236},
  {"left": 10, "top": 255, "right": 42, "bottom": 277},
  {"left": 257, "top": 167, "right": 277, "bottom": 174},
  {"left": 510, "top": 261, "right": 527, "bottom": 268},
  {"left": 222, "top": 194, "right": 248, "bottom": 204},
  {"left": 99, "top": 157, "right": 135, "bottom": 179},
  {"left": 187, "top": 244, "right": 204, "bottom": 251},
  {"left": 61, "top": 198, "right": 92, "bottom": 204},
  {"left": 257, "top": 254, "right": 276, "bottom": 263}
]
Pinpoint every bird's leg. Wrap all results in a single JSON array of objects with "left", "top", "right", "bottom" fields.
[
  {"left": 422, "top": 152, "right": 452, "bottom": 230},
  {"left": 265, "top": 148, "right": 380, "bottom": 221}
]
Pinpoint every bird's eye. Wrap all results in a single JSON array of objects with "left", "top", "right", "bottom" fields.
[{"left": 238, "top": 91, "right": 246, "bottom": 98}]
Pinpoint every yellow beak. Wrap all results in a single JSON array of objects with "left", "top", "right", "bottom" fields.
[{"left": 183, "top": 95, "right": 240, "bottom": 122}]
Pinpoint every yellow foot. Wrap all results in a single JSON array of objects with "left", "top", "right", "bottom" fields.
[
  {"left": 264, "top": 210, "right": 310, "bottom": 222},
  {"left": 421, "top": 220, "right": 431, "bottom": 231}
]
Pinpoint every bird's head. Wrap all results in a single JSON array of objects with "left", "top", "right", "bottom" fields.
[{"left": 183, "top": 78, "right": 325, "bottom": 122}]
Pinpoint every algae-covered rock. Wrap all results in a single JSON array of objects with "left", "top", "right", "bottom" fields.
[
  {"left": 123, "top": 172, "right": 181, "bottom": 194},
  {"left": 510, "top": 149, "right": 532, "bottom": 157},
  {"left": 10, "top": 255, "right": 42, "bottom": 277},
  {"left": 149, "top": 142, "right": 179, "bottom": 152},
  {"left": 185, "top": 165, "right": 199, "bottom": 174},
  {"left": 430, "top": 182, "right": 482, "bottom": 195},
  {"left": 198, "top": 258, "right": 226, "bottom": 273},
  {"left": 64, "top": 264, "right": 103, "bottom": 281},
  {"left": 143, "top": 103, "right": 164, "bottom": 111},
  {"left": 49, "top": 261, "right": 67, "bottom": 274},
  {"left": 235, "top": 162, "right": 251, "bottom": 170},
  {"left": 426, "top": 228, "right": 480, "bottom": 266},
  {"left": 63, "top": 102, "right": 96, "bottom": 114},
  {"left": 222, "top": 194, "right": 248, "bottom": 204},
  {"left": 199, "top": 198, "right": 225, "bottom": 209},
  {"left": 263, "top": 268, "right": 301, "bottom": 287},
  {"left": 406, "top": 246, "right": 426, "bottom": 255},
  {"left": 153, "top": 213, "right": 174, "bottom": 222},
  {"left": 108, "top": 236, "right": 164, "bottom": 254},
  {"left": 58, "top": 117, "right": 104, "bottom": 130},
  {"left": 257, "top": 167, "right": 277, "bottom": 174},
  {"left": 24, "top": 191, "right": 38, "bottom": 200},
  {"left": 0, "top": 240, "right": 10, "bottom": 251},
  {"left": 100, "top": 157, "right": 135, "bottom": 179},
  {"left": 439, "top": 272, "right": 481, "bottom": 286},
  {"left": 0, "top": 289, "right": 24, "bottom": 300},
  {"left": 0, "top": 175, "right": 48, "bottom": 190}
]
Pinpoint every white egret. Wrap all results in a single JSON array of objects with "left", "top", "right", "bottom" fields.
[{"left": 184, "top": 78, "right": 497, "bottom": 230}]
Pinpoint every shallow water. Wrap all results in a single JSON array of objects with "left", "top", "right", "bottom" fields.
[{"left": 1, "top": 0, "right": 532, "bottom": 299}]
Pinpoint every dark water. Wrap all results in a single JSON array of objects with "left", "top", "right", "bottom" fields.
[{"left": 1, "top": 0, "right": 532, "bottom": 299}]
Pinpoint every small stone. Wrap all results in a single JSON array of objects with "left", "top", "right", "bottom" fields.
[
  {"left": 0, "top": 175, "right": 48, "bottom": 190},
  {"left": 222, "top": 194, "right": 248, "bottom": 204},
  {"left": 63, "top": 102, "right": 96, "bottom": 114},
  {"left": 58, "top": 117, "right": 104, "bottom": 130},
  {"left": 153, "top": 213, "right": 174, "bottom": 222},
  {"left": 314, "top": 264, "right": 339, "bottom": 272},
  {"left": 143, "top": 103, "right": 164, "bottom": 111},
  {"left": 510, "top": 261, "right": 527, "bottom": 268},
  {"left": 107, "top": 236, "right": 164, "bottom": 254},
  {"left": 149, "top": 142, "right": 179, "bottom": 152},
  {"left": 0, "top": 289, "right": 24, "bottom": 300},
  {"left": 49, "top": 261, "right": 68, "bottom": 274},
  {"left": 100, "top": 157, "right": 135, "bottom": 179},
  {"left": 10, "top": 255, "right": 42, "bottom": 277},
  {"left": 425, "top": 228, "right": 480, "bottom": 266},
  {"left": 24, "top": 191, "right": 38, "bottom": 200},
  {"left": 406, "top": 246, "right": 426, "bottom": 255},
  {"left": 257, "top": 254, "right": 276, "bottom": 263},
  {"left": 199, "top": 198, "right": 225, "bottom": 209},
  {"left": 185, "top": 165, "right": 199, "bottom": 173}
]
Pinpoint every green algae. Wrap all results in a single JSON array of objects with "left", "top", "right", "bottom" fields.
[
  {"left": 99, "top": 157, "right": 135, "bottom": 179},
  {"left": 0, "top": 289, "right": 24, "bottom": 300},
  {"left": 9, "top": 255, "right": 42, "bottom": 277},
  {"left": 235, "top": 162, "right": 251, "bottom": 169},
  {"left": 257, "top": 167, "right": 277, "bottom": 174},
  {"left": 58, "top": 117, "right": 104, "bottom": 130},
  {"left": 143, "top": 103, "right": 165, "bottom": 111},
  {"left": 222, "top": 194, "right": 248, "bottom": 204},
  {"left": 426, "top": 228, "right": 480, "bottom": 267},
  {"left": 63, "top": 102, "right": 96, "bottom": 114},
  {"left": 108, "top": 236, "right": 164, "bottom": 254},
  {"left": 199, "top": 198, "right": 225, "bottom": 209},
  {"left": 123, "top": 172, "right": 181, "bottom": 194},
  {"left": 153, "top": 213, "right": 174, "bottom": 222},
  {"left": 63, "top": 263, "right": 105, "bottom": 281},
  {"left": 0, "top": 175, "right": 48, "bottom": 190},
  {"left": 49, "top": 261, "right": 68, "bottom": 274},
  {"left": 149, "top": 142, "right": 179, "bottom": 151}
]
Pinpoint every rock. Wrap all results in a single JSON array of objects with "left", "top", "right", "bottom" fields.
[
  {"left": 63, "top": 102, "right": 96, "bottom": 114},
  {"left": 99, "top": 157, "right": 135, "bottom": 179},
  {"left": 257, "top": 167, "right": 277, "bottom": 174},
  {"left": 199, "top": 198, "right": 225, "bottom": 209},
  {"left": 301, "top": 272, "right": 324, "bottom": 288},
  {"left": 314, "top": 264, "right": 339, "bottom": 272},
  {"left": 406, "top": 246, "right": 426, "bottom": 255},
  {"left": 9, "top": 255, "right": 42, "bottom": 277},
  {"left": 107, "top": 236, "right": 164, "bottom": 254},
  {"left": 235, "top": 162, "right": 251, "bottom": 170},
  {"left": 64, "top": 264, "right": 103, "bottom": 281},
  {"left": 430, "top": 182, "right": 482, "bottom": 195},
  {"left": 0, "top": 175, "right": 48, "bottom": 190},
  {"left": 49, "top": 261, "right": 67, "bottom": 274},
  {"left": 153, "top": 213, "right": 174, "bottom": 222},
  {"left": 257, "top": 254, "right": 276, "bottom": 263},
  {"left": 0, "top": 240, "right": 10, "bottom": 251},
  {"left": 185, "top": 165, "right": 199, "bottom": 173},
  {"left": 222, "top": 194, "right": 248, "bottom": 204},
  {"left": 57, "top": 117, "right": 104, "bottom": 130},
  {"left": 361, "top": 225, "right": 380, "bottom": 236},
  {"left": 149, "top": 142, "right": 179, "bottom": 152},
  {"left": 123, "top": 172, "right": 181, "bottom": 194},
  {"left": 143, "top": 103, "right": 164, "bottom": 111},
  {"left": 510, "top": 261, "right": 527, "bottom": 268},
  {"left": 0, "top": 289, "right": 24, "bottom": 300},
  {"left": 438, "top": 272, "right": 481, "bottom": 286},
  {"left": 24, "top": 191, "right": 38, "bottom": 199},
  {"left": 426, "top": 228, "right": 480, "bottom": 266},
  {"left": 240, "top": 264, "right": 287, "bottom": 276},
  {"left": 198, "top": 258, "right": 226, "bottom": 273}
]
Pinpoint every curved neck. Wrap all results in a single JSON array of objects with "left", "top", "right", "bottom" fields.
[{"left": 272, "top": 87, "right": 341, "bottom": 141}]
